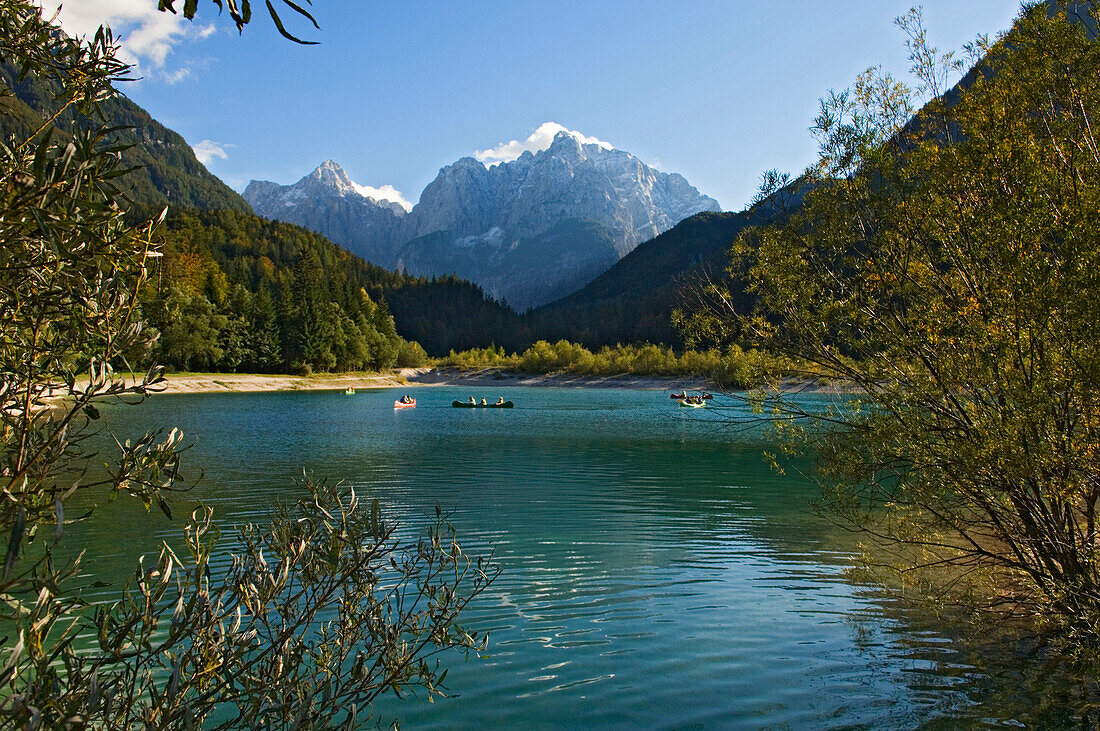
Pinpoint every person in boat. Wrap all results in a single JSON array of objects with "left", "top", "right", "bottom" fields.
[
  {"left": 497, "top": 396, "right": 505, "bottom": 405},
  {"left": 678, "top": 390, "right": 687, "bottom": 399},
  {"left": 480, "top": 397, "right": 487, "bottom": 406},
  {"left": 400, "top": 394, "right": 412, "bottom": 404},
  {"left": 468, "top": 396, "right": 476, "bottom": 404}
]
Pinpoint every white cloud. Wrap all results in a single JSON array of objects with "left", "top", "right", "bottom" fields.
[
  {"left": 38, "top": 1, "right": 215, "bottom": 78},
  {"left": 192, "top": 139, "right": 231, "bottom": 164},
  {"left": 475, "top": 122, "right": 613, "bottom": 165},
  {"left": 162, "top": 66, "right": 193, "bottom": 84},
  {"left": 350, "top": 182, "right": 413, "bottom": 212}
]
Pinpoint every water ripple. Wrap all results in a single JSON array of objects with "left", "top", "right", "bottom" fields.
[{"left": 66, "top": 387, "right": 1055, "bottom": 728}]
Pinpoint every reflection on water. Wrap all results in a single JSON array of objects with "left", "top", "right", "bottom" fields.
[{"left": 66, "top": 387, "right": 1097, "bottom": 728}]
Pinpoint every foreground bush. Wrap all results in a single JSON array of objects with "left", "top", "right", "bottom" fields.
[
  {"left": 686, "top": 4, "right": 1100, "bottom": 638},
  {"left": 0, "top": 3, "right": 495, "bottom": 726}
]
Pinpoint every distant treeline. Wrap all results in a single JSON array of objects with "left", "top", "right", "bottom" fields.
[
  {"left": 436, "top": 341, "right": 788, "bottom": 389},
  {"left": 139, "top": 208, "right": 755, "bottom": 375}
]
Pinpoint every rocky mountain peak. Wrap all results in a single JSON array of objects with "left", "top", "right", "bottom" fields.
[
  {"left": 545, "top": 130, "right": 586, "bottom": 159},
  {"left": 245, "top": 127, "right": 720, "bottom": 309},
  {"left": 242, "top": 161, "right": 409, "bottom": 267},
  {"left": 309, "top": 159, "right": 353, "bottom": 189},
  {"left": 273, "top": 161, "right": 411, "bottom": 216}
]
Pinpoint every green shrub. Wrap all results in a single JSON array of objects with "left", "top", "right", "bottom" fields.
[{"left": 396, "top": 338, "right": 430, "bottom": 367}]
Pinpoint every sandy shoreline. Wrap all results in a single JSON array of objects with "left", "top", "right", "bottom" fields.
[
  {"left": 154, "top": 370, "right": 412, "bottom": 395},
  {"left": 154, "top": 368, "right": 714, "bottom": 395}
]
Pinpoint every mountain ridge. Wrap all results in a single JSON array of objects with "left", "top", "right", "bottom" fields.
[
  {"left": 244, "top": 129, "right": 720, "bottom": 310},
  {"left": 0, "top": 61, "right": 251, "bottom": 215}
]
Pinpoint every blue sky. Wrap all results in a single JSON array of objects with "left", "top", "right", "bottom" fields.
[{"left": 55, "top": 1, "right": 1024, "bottom": 212}]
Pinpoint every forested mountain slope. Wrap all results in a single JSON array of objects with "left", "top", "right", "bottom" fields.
[
  {"left": 0, "top": 58, "right": 530, "bottom": 363},
  {"left": 0, "top": 62, "right": 250, "bottom": 213},
  {"left": 526, "top": 212, "right": 751, "bottom": 347},
  {"left": 527, "top": 188, "right": 801, "bottom": 348},
  {"left": 146, "top": 208, "right": 529, "bottom": 367}
]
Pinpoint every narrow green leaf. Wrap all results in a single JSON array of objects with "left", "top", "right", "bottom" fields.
[
  {"left": 3, "top": 509, "right": 26, "bottom": 581},
  {"left": 279, "top": 0, "right": 320, "bottom": 30},
  {"left": 265, "top": 0, "right": 318, "bottom": 44}
]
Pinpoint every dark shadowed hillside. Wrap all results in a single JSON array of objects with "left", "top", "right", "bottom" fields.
[
  {"left": 526, "top": 186, "right": 803, "bottom": 348},
  {"left": 526, "top": 212, "right": 752, "bottom": 347},
  {"left": 0, "top": 62, "right": 251, "bottom": 213}
]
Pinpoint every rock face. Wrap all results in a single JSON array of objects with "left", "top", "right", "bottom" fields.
[
  {"left": 396, "top": 219, "right": 622, "bottom": 312},
  {"left": 243, "top": 161, "right": 408, "bottom": 266},
  {"left": 244, "top": 132, "right": 720, "bottom": 310}
]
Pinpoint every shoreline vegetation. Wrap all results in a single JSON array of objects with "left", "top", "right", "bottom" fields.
[
  {"left": 152, "top": 367, "right": 716, "bottom": 395},
  {"left": 151, "top": 340, "right": 810, "bottom": 395}
]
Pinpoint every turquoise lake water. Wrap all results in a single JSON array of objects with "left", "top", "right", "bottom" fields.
[{"left": 71, "top": 387, "right": 1093, "bottom": 728}]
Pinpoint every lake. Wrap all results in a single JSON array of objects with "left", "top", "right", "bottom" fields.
[{"left": 72, "top": 386, "right": 1092, "bottom": 728}]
